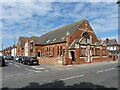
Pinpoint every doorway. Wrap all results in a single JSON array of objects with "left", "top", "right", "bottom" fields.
[
  {"left": 37, "top": 51, "right": 41, "bottom": 57},
  {"left": 70, "top": 51, "right": 75, "bottom": 61}
]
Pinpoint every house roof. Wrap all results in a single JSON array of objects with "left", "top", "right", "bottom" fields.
[
  {"left": 69, "top": 39, "right": 80, "bottom": 49},
  {"left": 18, "top": 37, "right": 29, "bottom": 48},
  {"left": 32, "top": 19, "right": 85, "bottom": 45},
  {"left": 106, "top": 39, "right": 117, "bottom": 46}
]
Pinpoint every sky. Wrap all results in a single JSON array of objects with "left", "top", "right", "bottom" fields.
[{"left": 0, "top": 0, "right": 119, "bottom": 50}]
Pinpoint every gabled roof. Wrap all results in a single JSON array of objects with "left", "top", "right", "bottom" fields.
[
  {"left": 69, "top": 39, "right": 80, "bottom": 49},
  {"left": 18, "top": 37, "right": 29, "bottom": 48},
  {"left": 32, "top": 19, "right": 85, "bottom": 45},
  {"left": 106, "top": 39, "right": 117, "bottom": 46}
]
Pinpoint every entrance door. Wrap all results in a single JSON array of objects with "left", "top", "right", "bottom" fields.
[
  {"left": 70, "top": 51, "right": 75, "bottom": 61},
  {"left": 38, "top": 52, "right": 41, "bottom": 57}
]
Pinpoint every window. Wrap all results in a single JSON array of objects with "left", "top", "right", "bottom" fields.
[
  {"left": 30, "top": 42, "right": 33, "bottom": 49},
  {"left": 46, "top": 40, "right": 50, "bottom": 43},
  {"left": 47, "top": 47, "right": 48, "bottom": 56},
  {"left": 102, "top": 49, "right": 106, "bottom": 56},
  {"left": 95, "top": 48, "right": 100, "bottom": 56},
  {"left": 80, "top": 48, "right": 86, "bottom": 57},
  {"left": 57, "top": 46, "right": 59, "bottom": 56},
  {"left": 60, "top": 46, "right": 62, "bottom": 57},
  {"left": 86, "top": 39, "right": 90, "bottom": 44},
  {"left": 91, "top": 48, "right": 95, "bottom": 56},
  {"left": 53, "top": 38, "right": 57, "bottom": 42},
  {"left": 62, "top": 37, "right": 65, "bottom": 40},
  {"left": 48, "top": 47, "right": 50, "bottom": 55},
  {"left": 82, "top": 32, "right": 91, "bottom": 44},
  {"left": 63, "top": 49, "right": 65, "bottom": 56}
]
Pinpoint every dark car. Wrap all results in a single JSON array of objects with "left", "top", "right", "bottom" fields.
[
  {"left": 0, "top": 56, "right": 5, "bottom": 67},
  {"left": 14, "top": 56, "right": 20, "bottom": 62},
  {"left": 23, "top": 57, "right": 39, "bottom": 65},
  {"left": 8, "top": 56, "right": 14, "bottom": 60},
  {"left": 18, "top": 56, "right": 27, "bottom": 63},
  {"left": 4, "top": 56, "right": 9, "bottom": 60}
]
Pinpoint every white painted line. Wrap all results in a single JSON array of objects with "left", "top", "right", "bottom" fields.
[
  {"left": 45, "top": 70, "right": 48, "bottom": 72},
  {"left": 9, "top": 63, "right": 12, "bottom": 64},
  {"left": 97, "top": 68, "right": 116, "bottom": 73},
  {"left": 25, "top": 68, "right": 33, "bottom": 71},
  {"left": 4, "top": 75, "right": 14, "bottom": 78},
  {"left": 76, "top": 75, "right": 85, "bottom": 77},
  {"left": 60, "top": 75, "right": 84, "bottom": 81},
  {"left": 27, "top": 73, "right": 32, "bottom": 75},
  {"left": 35, "top": 71, "right": 42, "bottom": 73},
  {"left": 14, "top": 64, "right": 21, "bottom": 68},
  {"left": 25, "top": 68, "right": 42, "bottom": 73},
  {"left": 31, "top": 66, "right": 45, "bottom": 70},
  {"left": 17, "top": 74, "right": 23, "bottom": 76}
]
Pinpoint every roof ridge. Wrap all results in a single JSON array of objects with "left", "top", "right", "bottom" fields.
[{"left": 41, "top": 19, "right": 85, "bottom": 36}]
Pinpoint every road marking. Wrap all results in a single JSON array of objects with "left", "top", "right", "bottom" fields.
[
  {"left": 27, "top": 73, "right": 32, "bottom": 75},
  {"left": 35, "top": 71, "right": 42, "bottom": 73},
  {"left": 97, "top": 68, "right": 116, "bottom": 73},
  {"left": 17, "top": 74, "right": 23, "bottom": 76},
  {"left": 31, "top": 66, "right": 45, "bottom": 70},
  {"left": 14, "top": 64, "right": 21, "bottom": 68},
  {"left": 25, "top": 68, "right": 42, "bottom": 73},
  {"left": 25, "top": 68, "right": 34, "bottom": 71},
  {"left": 45, "top": 70, "right": 48, "bottom": 72},
  {"left": 60, "top": 75, "right": 84, "bottom": 81},
  {"left": 4, "top": 75, "right": 14, "bottom": 78}
]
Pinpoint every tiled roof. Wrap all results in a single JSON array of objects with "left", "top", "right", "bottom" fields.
[
  {"left": 19, "top": 37, "right": 29, "bottom": 48},
  {"left": 69, "top": 39, "right": 80, "bottom": 49},
  {"left": 106, "top": 39, "right": 117, "bottom": 46},
  {"left": 32, "top": 19, "right": 85, "bottom": 45}
]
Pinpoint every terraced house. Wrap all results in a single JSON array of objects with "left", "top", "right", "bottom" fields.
[
  {"left": 22, "top": 19, "right": 111, "bottom": 65},
  {"left": 16, "top": 37, "right": 29, "bottom": 56}
]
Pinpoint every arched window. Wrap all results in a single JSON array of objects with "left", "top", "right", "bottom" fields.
[{"left": 82, "top": 32, "right": 91, "bottom": 44}]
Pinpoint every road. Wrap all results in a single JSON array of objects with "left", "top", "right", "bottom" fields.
[{"left": 2, "top": 60, "right": 119, "bottom": 89}]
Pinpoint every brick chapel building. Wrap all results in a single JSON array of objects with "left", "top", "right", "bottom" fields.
[{"left": 22, "top": 19, "right": 111, "bottom": 65}]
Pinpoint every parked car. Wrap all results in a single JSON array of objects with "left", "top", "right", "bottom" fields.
[
  {"left": 23, "top": 57, "right": 39, "bottom": 65},
  {"left": 14, "top": 56, "right": 21, "bottom": 62},
  {"left": 8, "top": 56, "right": 14, "bottom": 60},
  {"left": 18, "top": 56, "right": 27, "bottom": 63},
  {"left": 0, "top": 56, "right": 5, "bottom": 67},
  {"left": 4, "top": 56, "right": 9, "bottom": 60}
]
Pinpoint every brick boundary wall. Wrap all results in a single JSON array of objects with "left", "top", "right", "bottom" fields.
[
  {"left": 38, "top": 57, "right": 65, "bottom": 65},
  {"left": 38, "top": 57, "right": 114, "bottom": 65}
]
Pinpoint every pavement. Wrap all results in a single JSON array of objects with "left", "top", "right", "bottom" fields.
[
  {"left": 1, "top": 59, "right": 119, "bottom": 89},
  {"left": 33, "top": 60, "right": 119, "bottom": 71}
]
